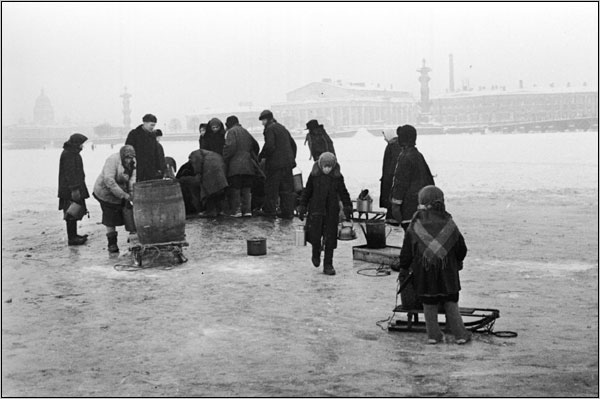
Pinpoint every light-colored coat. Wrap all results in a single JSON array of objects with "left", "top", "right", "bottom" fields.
[{"left": 93, "top": 153, "right": 136, "bottom": 204}]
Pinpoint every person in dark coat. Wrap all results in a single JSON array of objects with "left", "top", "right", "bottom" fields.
[
  {"left": 154, "top": 129, "right": 170, "bottom": 178},
  {"left": 58, "top": 133, "right": 90, "bottom": 245},
  {"left": 399, "top": 186, "right": 471, "bottom": 345},
  {"left": 200, "top": 118, "right": 226, "bottom": 155},
  {"left": 176, "top": 161, "right": 198, "bottom": 215},
  {"left": 223, "top": 115, "right": 261, "bottom": 217},
  {"left": 390, "top": 125, "right": 435, "bottom": 230},
  {"left": 380, "top": 135, "right": 403, "bottom": 224},
  {"left": 257, "top": 110, "right": 297, "bottom": 219},
  {"left": 298, "top": 153, "right": 352, "bottom": 276},
  {"left": 125, "top": 114, "right": 164, "bottom": 182},
  {"left": 178, "top": 149, "right": 229, "bottom": 218},
  {"left": 305, "top": 119, "right": 335, "bottom": 161},
  {"left": 198, "top": 123, "right": 208, "bottom": 148}
]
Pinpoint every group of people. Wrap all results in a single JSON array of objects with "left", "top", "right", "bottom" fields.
[{"left": 58, "top": 113, "right": 471, "bottom": 343}]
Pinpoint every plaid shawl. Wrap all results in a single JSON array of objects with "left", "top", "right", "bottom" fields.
[{"left": 408, "top": 210, "right": 461, "bottom": 270}]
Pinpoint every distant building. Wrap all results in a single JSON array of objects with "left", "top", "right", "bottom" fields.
[
  {"left": 430, "top": 86, "right": 598, "bottom": 127},
  {"left": 271, "top": 79, "right": 417, "bottom": 131},
  {"left": 33, "top": 89, "right": 54, "bottom": 125}
]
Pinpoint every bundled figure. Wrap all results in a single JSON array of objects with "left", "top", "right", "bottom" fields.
[
  {"left": 258, "top": 110, "right": 297, "bottom": 219},
  {"left": 390, "top": 125, "right": 435, "bottom": 230},
  {"left": 179, "top": 149, "right": 229, "bottom": 218},
  {"left": 93, "top": 145, "right": 137, "bottom": 253},
  {"left": 200, "top": 118, "right": 226, "bottom": 155},
  {"left": 304, "top": 119, "right": 335, "bottom": 161},
  {"left": 58, "top": 133, "right": 90, "bottom": 246},
  {"left": 398, "top": 185, "right": 471, "bottom": 345},
  {"left": 380, "top": 133, "right": 403, "bottom": 224},
  {"left": 223, "top": 115, "right": 261, "bottom": 217},
  {"left": 125, "top": 114, "right": 164, "bottom": 182},
  {"left": 298, "top": 153, "right": 352, "bottom": 276},
  {"left": 153, "top": 129, "right": 170, "bottom": 178}
]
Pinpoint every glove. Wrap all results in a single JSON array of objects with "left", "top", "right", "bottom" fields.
[
  {"left": 343, "top": 206, "right": 353, "bottom": 221},
  {"left": 297, "top": 205, "right": 307, "bottom": 221},
  {"left": 71, "top": 189, "right": 81, "bottom": 202}
]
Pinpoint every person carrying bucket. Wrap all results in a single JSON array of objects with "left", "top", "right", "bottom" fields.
[
  {"left": 297, "top": 152, "right": 352, "bottom": 276},
  {"left": 398, "top": 185, "right": 471, "bottom": 345}
]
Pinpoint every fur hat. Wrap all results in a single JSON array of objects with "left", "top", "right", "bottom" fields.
[
  {"left": 120, "top": 144, "right": 136, "bottom": 159},
  {"left": 396, "top": 124, "right": 417, "bottom": 146},
  {"left": 259, "top": 109, "right": 274, "bottom": 121},
  {"left": 306, "top": 119, "right": 320, "bottom": 130},
  {"left": 142, "top": 114, "right": 157, "bottom": 123},
  {"left": 318, "top": 152, "right": 337, "bottom": 169}
]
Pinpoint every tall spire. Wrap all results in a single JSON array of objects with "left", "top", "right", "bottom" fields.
[{"left": 120, "top": 86, "right": 132, "bottom": 132}]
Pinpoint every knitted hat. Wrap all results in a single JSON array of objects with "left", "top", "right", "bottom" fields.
[
  {"left": 396, "top": 124, "right": 417, "bottom": 146},
  {"left": 418, "top": 185, "right": 444, "bottom": 207},
  {"left": 225, "top": 115, "right": 239, "bottom": 129},
  {"left": 67, "top": 133, "right": 88, "bottom": 145},
  {"left": 318, "top": 152, "right": 337, "bottom": 169},
  {"left": 142, "top": 114, "right": 157, "bottom": 123},
  {"left": 119, "top": 144, "right": 136, "bottom": 159},
  {"left": 306, "top": 119, "right": 320, "bottom": 130},
  {"left": 258, "top": 109, "right": 273, "bottom": 121}
]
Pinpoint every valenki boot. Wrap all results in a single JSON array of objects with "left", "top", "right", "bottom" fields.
[
  {"left": 66, "top": 220, "right": 86, "bottom": 246},
  {"left": 107, "top": 231, "right": 119, "bottom": 253}
]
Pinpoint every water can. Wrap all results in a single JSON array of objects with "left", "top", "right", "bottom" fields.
[
  {"left": 247, "top": 237, "right": 267, "bottom": 256},
  {"left": 359, "top": 220, "right": 392, "bottom": 249},
  {"left": 356, "top": 199, "right": 373, "bottom": 212},
  {"left": 133, "top": 179, "right": 186, "bottom": 245},
  {"left": 293, "top": 171, "right": 304, "bottom": 193},
  {"left": 294, "top": 226, "right": 306, "bottom": 246},
  {"left": 338, "top": 221, "right": 357, "bottom": 241}
]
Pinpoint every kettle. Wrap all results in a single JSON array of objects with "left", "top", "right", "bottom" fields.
[{"left": 338, "top": 221, "right": 357, "bottom": 241}]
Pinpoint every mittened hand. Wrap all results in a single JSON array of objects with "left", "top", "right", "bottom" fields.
[
  {"left": 343, "top": 206, "right": 353, "bottom": 220},
  {"left": 71, "top": 189, "right": 81, "bottom": 202},
  {"left": 297, "top": 205, "right": 307, "bottom": 221}
]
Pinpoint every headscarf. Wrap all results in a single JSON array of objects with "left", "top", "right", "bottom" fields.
[
  {"left": 408, "top": 185, "right": 460, "bottom": 270},
  {"left": 63, "top": 133, "right": 88, "bottom": 152},
  {"left": 396, "top": 124, "right": 417, "bottom": 147},
  {"left": 119, "top": 145, "right": 136, "bottom": 177},
  {"left": 208, "top": 117, "right": 225, "bottom": 134},
  {"left": 318, "top": 152, "right": 337, "bottom": 169}
]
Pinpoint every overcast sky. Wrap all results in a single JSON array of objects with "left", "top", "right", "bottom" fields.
[{"left": 2, "top": 2, "right": 598, "bottom": 126}]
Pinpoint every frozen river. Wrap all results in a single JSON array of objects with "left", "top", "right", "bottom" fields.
[{"left": 2, "top": 130, "right": 598, "bottom": 202}]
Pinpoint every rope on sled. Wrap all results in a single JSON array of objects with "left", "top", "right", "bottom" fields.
[{"left": 114, "top": 245, "right": 183, "bottom": 272}]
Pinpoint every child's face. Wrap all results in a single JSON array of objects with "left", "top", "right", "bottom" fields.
[{"left": 322, "top": 166, "right": 333, "bottom": 175}]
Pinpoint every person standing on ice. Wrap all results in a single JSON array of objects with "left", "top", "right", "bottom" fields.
[
  {"left": 223, "top": 115, "right": 261, "bottom": 218},
  {"left": 125, "top": 114, "right": 164, "bottom": 182},
  {"left": 304, "top": 119, "right": 335, "bottom": 161},
  {"left": 390, "top": 125, "right": 435, "bottom": 231},
  {"left": 200, "top": 118, "right": 226, "bottom": 155},
  {"left": 398, "top": 185, "right": 471, "bottom": 345},
  {"left": 380, "top": 132, "right": 403, "bottom": 225},
  {"left": 58, "top": 133, "right": 90, "bottom": 246},
  {"left": 298, "top": 152, "right": 352, "bottom": 276},
  {"left": 93, "top": 145, "right": 136, "bottom": 253},
  {"left": 257, "top": 109, "right": 297, "bottom": 219}
]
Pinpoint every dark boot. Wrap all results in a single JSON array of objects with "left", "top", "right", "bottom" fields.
[
  {"left": 107, "top": 231, "right": 119, "bottom": 253},
  {"left": 323, "top": 247, "right": 336, "bottom": 275},
  {"left": 67, "top": 220, "right": 86, "bottom": 246},
  {"left": 311, "top": 244, "right": 321, "bottom": 267}
]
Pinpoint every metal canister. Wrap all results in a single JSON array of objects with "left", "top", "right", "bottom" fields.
[{"left": 294, "top": 226, "right": 306, "bottom": 246}]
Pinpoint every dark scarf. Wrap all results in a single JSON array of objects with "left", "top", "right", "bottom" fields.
[{"left": 408, "top": 210, "right": 460, "bottom": 270}]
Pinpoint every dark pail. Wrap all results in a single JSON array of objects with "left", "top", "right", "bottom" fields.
[
  {"left": 364, "top": 220, "right": 391, "bottom": 249},
  {"left": 293, "top": 173, "right": 303, "bottom": 193},
  {"left": 123, "top": 206, "right": 136, "bottom": 233},
  {"left": 133, "top": 179, "right": 186, "bottom": 245},
  {"left": 247, "top": 237, "right": 267, "bottom": 256}
]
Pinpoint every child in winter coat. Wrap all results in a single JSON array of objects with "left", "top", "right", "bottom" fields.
[
  {"left": 399, "top": 185, "right": 471, "bottom": 345},
  {"left": 298, "top": 152, "right": 352, "bottom": 276}
]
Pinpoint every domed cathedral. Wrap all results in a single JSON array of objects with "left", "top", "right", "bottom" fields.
[{"left": 33, "top": 89, "right": 54, "bottom": 125}]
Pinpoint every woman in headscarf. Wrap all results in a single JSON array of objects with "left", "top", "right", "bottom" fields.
[
  {"left": 58, "top": 133, "right": 89, "bottom": 246},
  {"left": 398, "top": 185, "right": 471, "bottom": 345},
  {"left": 380, "top": 132, "right": 402, "bottom": 224},
  {"left": 199, "top": 118, "right": 226, "bottom": 155},
  {"left": 297, "top": 152, "right": 352, "bottom": 276},
  {"left": 93, "top": 145, "right": 137, "bottom": 253}
]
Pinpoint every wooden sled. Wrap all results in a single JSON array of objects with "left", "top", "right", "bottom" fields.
[
  {"left": 388, "top": 305, "right": 500, "bottom": 334},
  {"left": 128, "top": 234, "right": 189, "bottom": 267}
]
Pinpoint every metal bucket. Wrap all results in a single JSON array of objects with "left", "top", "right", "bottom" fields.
[
  {"left": 356, "top": 199, "right": 372, "bottom": 213},
  {"left": 293, "top": 173, "right": 303, "bottom": 193},
  {"left": 294, "top": 226, "right": 306, "bottom": 246},
  {"left": 359, "top": 220, "right": 392, "bottom": 249},
  {"left": 247, "top": 237, "right": 267, "bottom": 256}
]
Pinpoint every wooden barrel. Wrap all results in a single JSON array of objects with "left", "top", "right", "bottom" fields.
[{"left": 133, "top": 179, "right": 186, "bottom": 245}]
